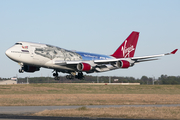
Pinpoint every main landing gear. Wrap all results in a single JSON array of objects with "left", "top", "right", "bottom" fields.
[
  {"left": 66, "top": 72, "right": 85, "bottom": 80},
  {"left": 53, "top": 71, "right": 60, "bottom": 80},
  {"left": 53, "top": 70, "right": 85, "bottom": 80},
  {"left": 75, "top": 72, "right": 85, "bottom": 80},
  {"left": 66, "top": 74, "right": 74, "bottom": 79}
]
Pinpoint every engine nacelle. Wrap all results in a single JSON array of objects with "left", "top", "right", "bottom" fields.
[
  {"left": 24, "top": 65, "right": 40, "bottom": 72},
  {"left": 77, "top": 63, "right": 92, "bottom": 71},
  {"left": 116, "top": 60, "right": 130, "bottom": 68}
]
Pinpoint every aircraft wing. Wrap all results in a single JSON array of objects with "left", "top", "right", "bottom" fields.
[
  {"left": 53, "top": 49, "right": 178, "bottom": 65},
  {"left": 131, "top": 49, "right": 178, "bottom": 63},
  {"left": 94, "top": 49, "right": 178, "bottom": 64}
]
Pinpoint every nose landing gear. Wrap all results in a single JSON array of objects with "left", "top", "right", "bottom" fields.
[
  {"left": 18, "top": 63, "right": 24, "bottom": 73},
  {"left": 19, "top": 68, "right": 24, "bottom": 73}
]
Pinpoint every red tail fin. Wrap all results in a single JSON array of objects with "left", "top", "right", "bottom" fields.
[{"left": 111, "top": 31, "right": 139, "bottom": 58}]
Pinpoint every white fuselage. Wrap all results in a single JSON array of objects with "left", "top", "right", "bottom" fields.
[{"left": 6, "top": 41, "right": 129, "bottom": 73}]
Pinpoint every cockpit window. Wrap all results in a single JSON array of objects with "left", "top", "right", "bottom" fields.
[{"left": 15, "top": 43, "right": 22, "bottom": 45}]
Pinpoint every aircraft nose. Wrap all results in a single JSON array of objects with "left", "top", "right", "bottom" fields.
[{"left": 5, "top": 48, "right": 11, "bottom": 57}]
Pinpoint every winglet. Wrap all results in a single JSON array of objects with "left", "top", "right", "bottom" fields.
[{"left": 171, "top": 49, "right": 178, "bottom": 54}]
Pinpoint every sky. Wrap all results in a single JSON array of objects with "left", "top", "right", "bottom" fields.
[{"left": 0, "top": 0, "right": 180, "bottom": 79}]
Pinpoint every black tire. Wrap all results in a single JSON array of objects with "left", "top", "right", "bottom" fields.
[
  {"left": 53, "top": 73, "right": 56, "bottom": 76},
  {"left": 54, "top": 76, "right": 60, "bottom": 80},
  {"left": 70, "top": 75, "right": 74, "bottom": 79},
  {"left": 19, "top": 69, "right": 24, "bottom": 73},
  {"left": 66, "top": 75, "right": 69, "bottom": 79}
]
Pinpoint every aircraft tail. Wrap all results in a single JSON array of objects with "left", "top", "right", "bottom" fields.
[{"left": 111, "top": 31, "right": 139, "bottom": 58}]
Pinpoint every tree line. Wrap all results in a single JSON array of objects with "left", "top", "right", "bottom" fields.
[{"left": 1, "top": 74, "right": 179, "bottom": 85}]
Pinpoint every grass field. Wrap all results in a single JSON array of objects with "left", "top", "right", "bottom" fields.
[
  {"left": 1, "top": 83, "right": 180, "bottom": 119},
  {"left": 1, "top": 83, "right": 180, "bottom": 94},
  {"left": 0, "top": 84, "right": 180, "bottom": 106}
]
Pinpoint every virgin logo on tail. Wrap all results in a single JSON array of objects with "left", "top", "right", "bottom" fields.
[
  {"left": 121, "top": 40, "right": 135, "bottom": 58},
  {"left": 111, "top": 31, "right": 139, "bottom": 58}
]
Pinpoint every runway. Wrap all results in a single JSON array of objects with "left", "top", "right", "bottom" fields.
[
  {"left": 1, "top": 104, "right": 180, "bottom": 114},
  {"left": 0, "top": 104, "right": 180, "bottom": 120},
  {"left": 0, "top": 114, "right": 152, "bottom": 120}
]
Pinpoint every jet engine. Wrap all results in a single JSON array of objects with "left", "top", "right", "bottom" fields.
[
  {"left": 24, "top": 65, "right": 40, "bottom": 72},
  {"left": 116, "top": 60, "right": 130, "bottom": 68},
  {"left": 77, "top": 63, "right": 92, "bottom": 71}
]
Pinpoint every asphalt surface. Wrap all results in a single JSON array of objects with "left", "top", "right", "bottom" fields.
[
  {"left": 1, "top": 104, "right": 180, "bottom": 120},
  {"left": 1, "top": 104, "right": 180, "bottom": 114},
  {"left": 0, "top": 114, "right": 156, "bottom": 120}
]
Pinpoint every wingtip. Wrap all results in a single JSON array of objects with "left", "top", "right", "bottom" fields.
[{"left": 171, "top": 49, "right": 178, "bottom": 54}]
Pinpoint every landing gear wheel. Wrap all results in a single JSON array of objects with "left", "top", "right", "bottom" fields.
[
  {"left": 54, "top": 76, "right": 60, "bottom": 80},
  {"left": 53, "top": 70, "right": 59, "bottom": 80},
  {"left": 81, "top": 76, "right": 85, "bottom": 80},
  {"left": 75, "top": 72, "right": 85, "bottom": 80},
  {"left": 19, "top": 69, "right": 24, "bottom": 73},
  {"left": 53, "top": 73, "right": 58, "bottom": 77},
  {"left": 66, "top": 75, "right": 74, "bottom": 79}
]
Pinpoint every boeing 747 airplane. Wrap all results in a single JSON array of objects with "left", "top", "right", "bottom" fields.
[{"left": 5, "top": 31, "right": 178, "bottom": 80}]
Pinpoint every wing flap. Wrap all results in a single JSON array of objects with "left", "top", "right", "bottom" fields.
[
  {"left": 132, "top": 54, "right": 165, "bottom": 60},
  {"left": 94, "top": 59, "right": 118, "bottom": 64},
  {"left": 53, "top": 60, "right": 84, "bottom": 65},
  {"left": 135, "top": 58, "right": 159, "bottom": 63}
]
